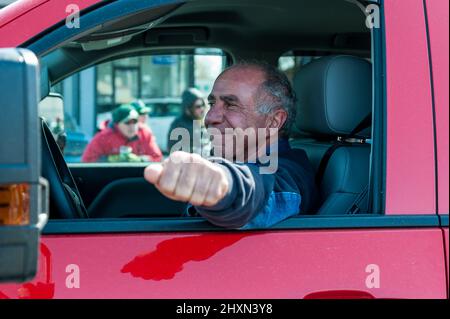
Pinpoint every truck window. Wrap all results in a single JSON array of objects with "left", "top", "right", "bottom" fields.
[{"left": 47, "top": 48, "right": 228, "bottom": 163}]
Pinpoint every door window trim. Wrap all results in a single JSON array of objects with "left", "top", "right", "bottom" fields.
[
  {"left": 370, "top": 0, "right": 387, "bottom": 215},
  {"left": 42, "top": 215, "right": 441, "bottom": 234},
  {"left": 23, "top": 0, "right": 185, "bottom": 55}
]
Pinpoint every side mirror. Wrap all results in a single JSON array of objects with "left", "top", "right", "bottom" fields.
[
  {"left": 0, "top": 48, "right": 48, "bottom": 283},
  {"left": 39, "top": 93, "right": 66, "bottom": 152},
  {"left": 39, "top": 93, "right": 64, "bottom": 128}
]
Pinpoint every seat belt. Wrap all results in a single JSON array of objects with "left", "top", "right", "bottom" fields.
[
  {"left": 343, "top": 114, "right": 372, "bottom": 214},
  {"left": 346, "top": 184, "right": 369, "bottom": 214},
  {"left": 347, "top": 113, "right": 372, "bottom": 139},
  {"left": 315, "top": 113, "right": 372, "bottom": 186}
]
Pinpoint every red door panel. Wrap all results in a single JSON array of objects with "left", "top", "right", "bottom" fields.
[
  {"left": 384, "top": 0, "right": 436, "bottom": 215},
  {"left": 0, "top": 229, "right": 446, "bottom": 298},
  {"left": 444, "top": 228, "right": 449, "bottom": 293},
  {"left": 425, "top": 0, "right": 449, "bottom": 215}
]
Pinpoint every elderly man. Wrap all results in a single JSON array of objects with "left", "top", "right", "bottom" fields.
[{"left": 145, "top": 62, "right": 318, "bottom": 229}]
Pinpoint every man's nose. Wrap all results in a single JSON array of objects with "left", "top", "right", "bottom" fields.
[{"left": 205, "top": 105, "right": 223, "bottom": 127}]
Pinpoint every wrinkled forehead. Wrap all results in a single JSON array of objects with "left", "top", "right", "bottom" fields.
[{"left": 210, "top": 67, "right": 265, "bottom": 100}]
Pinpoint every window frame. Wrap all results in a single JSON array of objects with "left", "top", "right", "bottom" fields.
[
  {"left": 25, "top": 0, "right": 439, "bottom": 234},
  {"left": 42, "top": 215, "right": 441, "bottom": 234}
]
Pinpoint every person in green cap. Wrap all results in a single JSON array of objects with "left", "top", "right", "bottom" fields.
[
  {"left": 82, "top": 104, "right": 162, "bottom": 163},
  {"left": 167, "top": 88, "right": 211, "bottom": 155},
  {"left": 130, "top": 99, "right": 151, "bottom": 128}
]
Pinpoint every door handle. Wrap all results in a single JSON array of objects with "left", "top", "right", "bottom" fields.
[{"left": 304, "top": 290, "right": 375, "bottom": 299}]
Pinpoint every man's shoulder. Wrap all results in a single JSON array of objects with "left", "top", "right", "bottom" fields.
[
  {"left": 277, "top": 147, "right": 319, "bottom": 213},
  {"left": 277, "top": 147, "right": 315, "bottom": 181},
  {"left": 279, "top": 147, "right": 310, "bottom": 165}
]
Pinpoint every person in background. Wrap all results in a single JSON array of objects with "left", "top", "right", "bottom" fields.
[
  {"left": 130, "top": 100, "right": 151, "bottom": 129},
  {"left": 82, "top": 104, "right": 162, "bottom": 163},
  {"left": 167, "top": 88, "right": 211, "bottom": 155},
  {"left": 98, "top": 100, "right": 151, "bottom": 132}
]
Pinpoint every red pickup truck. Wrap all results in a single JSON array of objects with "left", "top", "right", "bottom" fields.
[{"left": 0, "top": 0, "right": 448, "bottom": 299}]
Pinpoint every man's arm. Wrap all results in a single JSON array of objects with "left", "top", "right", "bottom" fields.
[
  {"left": 144, "top": 151, "right": 288, "bottom": 228},
  {"left": 191, "top": 159, "right": 275, "bottom": 228},
  {"left": 144, "top": 151, "right": 229, "bottom": 207}
]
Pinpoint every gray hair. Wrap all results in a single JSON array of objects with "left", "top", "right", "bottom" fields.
[{"left": 226, "top": 61, "right": 297, "bottom": 137}]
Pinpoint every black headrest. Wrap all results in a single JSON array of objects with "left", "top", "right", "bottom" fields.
[{"left": 292, "top": 55, "right": 372, "bottom": 137}]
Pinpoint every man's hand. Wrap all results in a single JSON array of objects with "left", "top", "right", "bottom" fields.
[{"left": 144, "top": 151, "right": 229, "bottom": 207}]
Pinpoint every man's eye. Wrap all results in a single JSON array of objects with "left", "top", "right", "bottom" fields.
[
  {"left": 225, "top": 102, "right": 238, "bottom": 109},
  {"left": 208, "top": 101, "right": 215, "bottom": 107}
]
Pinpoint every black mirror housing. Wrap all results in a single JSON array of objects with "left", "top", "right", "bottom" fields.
[{"left": 0, "top": 48, "right": 48, "bottom": 283}]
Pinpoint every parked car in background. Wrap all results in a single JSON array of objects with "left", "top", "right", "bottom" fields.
[{"left": 144, "top": 97, "right": 182, "bottom": 154}]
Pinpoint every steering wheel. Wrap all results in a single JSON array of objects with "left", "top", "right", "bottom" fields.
[{"left": 40, "top": 119, "right": 88, "bottom": 219}]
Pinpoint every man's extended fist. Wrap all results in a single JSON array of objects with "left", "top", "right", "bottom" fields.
[{"left": 144, "top": 151, "right": 229, "bottom": 207}]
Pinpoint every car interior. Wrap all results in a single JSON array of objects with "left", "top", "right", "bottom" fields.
[{"left": 34, "top": 0, "right": 375, "bottom": 220}]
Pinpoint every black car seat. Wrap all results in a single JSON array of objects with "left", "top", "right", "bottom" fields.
[{"left": 289, "top": 55, "right": 372, "bottom": 214}]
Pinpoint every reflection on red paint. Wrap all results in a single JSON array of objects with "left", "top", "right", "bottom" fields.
[
  {"left": 121, "top": 233, "right": 248, "bottom": 280},
  {"left": 0, "top": 243, "right": 54, "bottom": 299},
  {"left": 0, "top": 291, "right": 9, "bottom": 299},
  {"left": 18, "top": 282, "right": 55, "bottom": 299}
]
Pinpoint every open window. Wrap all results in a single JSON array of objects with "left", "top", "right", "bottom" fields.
[{"left": 23, "top": 0, "right": 385, "bottom": 229}]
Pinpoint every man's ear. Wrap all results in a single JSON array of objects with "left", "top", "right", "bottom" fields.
[{"left": 266, "top": 108, "right": 287, "bottom": 130}]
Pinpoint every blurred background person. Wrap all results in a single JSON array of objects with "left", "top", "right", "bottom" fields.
[
  {"left": 82, "top": 104, "right": 162, "bottom": 163},
  {"left": 130, "top": 99, "right": 151, "bottom": 129},
  {"left": 167, "top": 88, "right": 211, "bottom": 155}
]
